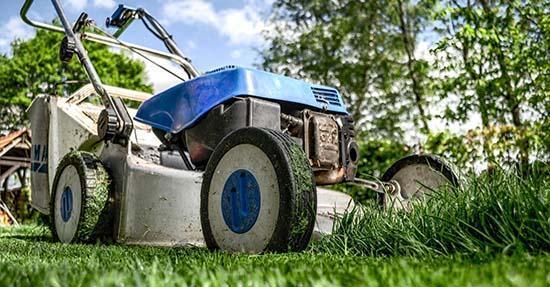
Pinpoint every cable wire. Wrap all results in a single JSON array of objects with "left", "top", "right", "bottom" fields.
[{"left": 90, "top": 23, "right": 188, "bottom": 81}]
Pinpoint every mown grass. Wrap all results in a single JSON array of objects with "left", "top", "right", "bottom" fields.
[
  {"left": 0, "top": 168, "right": 548, "bottom": 286},
  {"left": 0, "top": 226, "right": 549, "bottom": 287},
  {"left": 315, "top": 167, "right": 549, "bottom": 257}
]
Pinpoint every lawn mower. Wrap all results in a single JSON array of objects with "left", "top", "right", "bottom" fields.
[{"left": 21, "top": 0, "right": 459, "bottom": 253}]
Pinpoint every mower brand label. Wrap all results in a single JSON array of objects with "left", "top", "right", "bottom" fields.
[{"left": 31, "top": 144, "right": 48, "bottom": 173}]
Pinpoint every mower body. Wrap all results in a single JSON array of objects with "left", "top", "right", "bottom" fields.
[
  {"left": 28, "top": 84, "right": 353, "bottom": 247},
  {"left": 22, "top": 0, "right": 459, "bottom": 252}
]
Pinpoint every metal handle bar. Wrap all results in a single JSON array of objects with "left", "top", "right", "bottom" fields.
[
  {"left": 21, "top": 0, "right": 137, "bottom": 140},
  {"left": 20, "top": 0, "right": 199, "bottom": 78}
]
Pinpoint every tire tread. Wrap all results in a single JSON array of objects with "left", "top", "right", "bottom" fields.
[{"left": 50, "top": 151, "right": 112, "bottom": 243}]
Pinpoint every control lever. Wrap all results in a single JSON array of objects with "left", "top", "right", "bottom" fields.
[
  {"left": 50, "top": 0, "right": 133, "bottom": 143},
  {"left": 59, "top": 13, "right": 92, "bottom": 63}
]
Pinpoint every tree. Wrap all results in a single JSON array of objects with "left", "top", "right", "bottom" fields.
[
  {"left": 261, "top": 0, "right": 435, "bottom": 140},
  {"left": 394, "top": 0, "right": 435, "bottom": 134},
  {"left": 0, "top": 26, "right": 153, "bottom": 131},
  {"left": 433, "top": 0, "right": 548, "bottom": 168}
]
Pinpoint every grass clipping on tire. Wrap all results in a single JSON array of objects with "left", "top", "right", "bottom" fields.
[
  {"left": 65, "top": 151, "right": 112, "bottom": 243},
  {"left": 287, "top": 143, "right": 316, "bottom": 249}
]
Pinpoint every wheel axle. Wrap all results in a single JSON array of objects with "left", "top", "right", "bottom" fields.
[{"left": 352, "top": 178, "right": 401, "bottom": 195}]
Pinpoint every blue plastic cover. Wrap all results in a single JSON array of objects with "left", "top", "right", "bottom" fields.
[
  {"left": 60, "top": 187, "right": 73, "bottom": 222},
  {"left": 134, "top": 66, "right": 348, "bottom": 133},
  {"left": 221, "top": 169, "right": 261, "bottom": 234}
]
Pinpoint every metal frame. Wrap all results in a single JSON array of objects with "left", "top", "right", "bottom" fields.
[
  {"left": 66, "top": 83, "right": 153, "bottom": 105},
  {"left": 20, "top": 0, "right": 199, "bottom": 78}
]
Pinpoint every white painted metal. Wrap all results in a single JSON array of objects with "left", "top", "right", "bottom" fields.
[
  {"left": 27, "top": 85, "right": 160, "bottom": 214},
  {"left": 111, "top": 146, "right": 353, "bottom": 248},
  {"left": 53, "top": 165, "right": 82, "bottom": 243},
  {"left": 115, "top": 154, "right": 205, "bottom": 246},
  {"left": 67, "top": 83, "right": 153, "bottom": 105},
  {"left": 208, "top": 144, "right": 280, "bottom": 253},
  {"left": 27, "top": 96, "right": 50, "bottom": 214},
  {"left": 48, "top": 97, "right": 101, "bottom": 193},
  {"left": 314, "top": 188, "right": 354, "bottom": 237},
  {"left": 386, "top": 164, "right": 450, "bottom": 210}
]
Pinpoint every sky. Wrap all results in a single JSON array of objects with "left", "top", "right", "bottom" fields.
[{"left": 0, "top": 0, "right": 274, "bottom": 92}]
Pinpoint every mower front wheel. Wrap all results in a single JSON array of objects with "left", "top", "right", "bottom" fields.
[
  {"left": 50, "top": 151, "right": 112, "bottom": 243},
  {"left": 200, "top": 127, "right": 317, "bottom": 253}
]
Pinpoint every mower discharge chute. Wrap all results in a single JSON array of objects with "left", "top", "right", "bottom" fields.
[{"left": 22, "top": 0, "right": 459, "bottom": 253}]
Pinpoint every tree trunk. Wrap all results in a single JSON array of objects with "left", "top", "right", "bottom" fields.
[
  {"left": 459, "top": 0, "right": 494, "bottom": 172},
  {"left": 396, "top": 0, "right": 431, "bottom": 135},
  {"left": 479, "top": 0, "right": 529, "bottom": 168},
  {"left": 478, "top": 91, "right": 495, "bottom": 173}
]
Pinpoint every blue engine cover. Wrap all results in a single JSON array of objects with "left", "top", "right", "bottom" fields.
[{"left": 135, "top": 66, "right": 348, "bottom": 134}]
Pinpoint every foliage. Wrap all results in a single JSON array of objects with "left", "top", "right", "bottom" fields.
[
  {"left": 0, "top": 180, "right": 38, "bottom": 224},
  {"left": 0, "top": 226, "right": 548, "bottom": 287},
  {"left": 432, "top": 0, "right": 549, "bottom": 167},
  {"left": 354, "top": 138, "right": 411, "bottom": 178},
  {"left": 262, "top": 0, "right": 548, "bottom": 171},
  {"left": 315, "top": 167, "right": 550, "bottom": 256},
  {"left": 0, "top": 27, "right": 152, "bottom": 131},
  {"left": 423, "top": 130, "right": 477, "bottom": 169},
  {"left": 261, "top": 0, "right": 436, "bottom": 139},
  {"left": 10, "top": 187, "right": 35, "bottom": 224},
  {"left": 424, "top": 122, "right": 550, "bottom": 171}
]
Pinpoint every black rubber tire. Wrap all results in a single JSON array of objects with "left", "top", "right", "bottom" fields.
[
  {"left": 200, "top": 127, "right": 317, "bottom": 253},
  {"left": 379, "top": 154, "right": 460, "bottom": 207},
  {"left": 50, "top": 151, "right": 113, "bottom": 243}
]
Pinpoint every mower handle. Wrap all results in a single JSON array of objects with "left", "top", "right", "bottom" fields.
[
  {"left": 20, "top": 0, "right": 199, "bottom": 78},
  {"left": 21, "top": 0, "right": 137, "bottom": 141}
]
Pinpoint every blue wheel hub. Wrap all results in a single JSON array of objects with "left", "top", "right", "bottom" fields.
[
  {"left": 221, "top": 169, "right": 261, "bottom": 234},
  {"left": 60, "top": 186, "right": 73, "bottom": 222}
]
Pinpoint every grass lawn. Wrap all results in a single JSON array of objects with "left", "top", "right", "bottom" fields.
[
  {"left": 0, "top": 225, "right": 548, "bottom": 287},
  {"left": 1, "top": 169, "right": 548, "bottom": 286}
]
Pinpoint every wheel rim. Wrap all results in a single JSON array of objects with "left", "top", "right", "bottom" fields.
[
  {"left": 221, "top": 169, "right": 261, "bottom": 234},
  {"left": 54, "top": 165, "right": 82, "bottom": 243},
  {"left": 208, "top": 144, "right": 279, "bottom": 253},
  {"left": 392, "top": 164, "right": 450, "bottom": 200}
]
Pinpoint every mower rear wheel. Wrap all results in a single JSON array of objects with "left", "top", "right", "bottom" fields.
[
  {"left": 380, "top": 154, "right": 460, "bottom": 210},
  {"left": 200, "top": 127, "right": 316, "bottom": 253},
  {"left": 50, "top": 151, "right": 112, "bottom": 243}
]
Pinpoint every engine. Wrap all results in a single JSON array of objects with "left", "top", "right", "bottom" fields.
[
  {"left": 281, "top": 110, "right": 359, "bottom": 184},
  {"left": 182, "top": 97, "right": 359, "bottom": 185}
]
